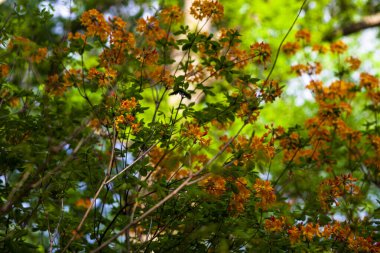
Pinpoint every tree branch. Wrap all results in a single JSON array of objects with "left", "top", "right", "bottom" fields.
[{"left": 325, "top": 12, "right": 380, "bottom": 40}]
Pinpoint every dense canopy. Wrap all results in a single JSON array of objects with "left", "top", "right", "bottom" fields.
[{"left": 0, "top": 0, "right": 379, "bottom": 252}]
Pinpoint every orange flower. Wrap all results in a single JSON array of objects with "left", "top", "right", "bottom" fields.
[
  {"left": 135, "top": 47, "right": 159, "bottom": 65},
  {"left": 295, "top": 29, "right": 311, "bottom": 43},
  {"left": 136, "top": 16, "right": 165, "bottom": 45},
  {"left": 149, "top": 146, "right": 165, "bottom": 166},
  {"left": 236, "top": 102, "right": 261, "bottom": 122},
  {"left": 115, "top": 115, "right": 125, "bottom": 128},
  {"left": 334, "top": 119, "right": 362, "bottom": 144},
  {"left": 291, "top": 62, "right": 321, "bottom": 76},
  {"left": 110, "top": 16, "right": 127, "bottom": 30},
  {"left": 345, "top": 56, "right": 361, "bottom": 71},
  {"left": 265, "top": 216, "right": 286, "bottom": 232},
  {"left": 99, "top": 48, "right": 127, "bottom": 66},
  {"left": 329, "top": 80, "right": 356, "bottom": 99},
  {"left": 229, "top": 178, "right": 251, "bottom": 212},
  {"left": 312, "top": 44, "right": 328, "bottom": 54},
  {"left": 348, "top": 236, "right": 375, "bottom": 252},
  {"left": 87, "top": 67, "right": 117, "bottom": 86},
  {"left": 318, "top": 174, "right": 360, "bottom": 211},
  {"left": 360, "top": 72, "right": 379, "bottom": 90},
  {"left": 30, "top": 47, "right": 48, "bottom": 63},
  {"left": 114, "top": 113, "right": 137, "bottom": 131},
  {"left": 182, "top": 123, "right": 211, "bottom": 146},
  {"left": 301, "top": 223, "right": 320, "bottom": 241},
  {"left": 321, "top": 224, "right": 333, "bottom": 238},
  {"left": 253, "top": 178, "right": 276, "bottom": 210},
  {"left": 291, "top": 64, "right": 309, "bottom": 76},
  {"left": 250, "top": 42, "right": 271, "bottom": 67},
  {"left": 45, "top": 74, "right": 66, "bottom": 96},
  {"left": 288, "top": 226, "right": 301, "bottom": 244},
  {"left": 131, "top": 122, "right": 141, "bottom": 133},
  {"left": 124, "top": 114, "right": 136, "bottom": 123},
  {"left": 68, "top": 32, "right": 86, "bottom": 41},
  {"left": 109, "top": 16, "right": 135, "bottom": 50},
  {"left": 8, "top": 97, "right": 20, "bottom": 108},
  {"left": 0, "top": 64, "right": 9, "bottom": 78},
  {"left": 80, "top": 9, "right": 110, "bottom": 41},
  {"left": 8, "top": 36, "right": 33, "bottom": 52},
  {"left": 71, "top": 229, "right": 83, "bottom": 240},
  {"left": 190, "top": 0, "right": 224, "bottom": 22},
  {"left": 282, "top": 41, "right": 300, "bottom": 55},
  {"left": 75, "top": 198, "right": 92, "bottom": 209},
  {"left": 160, "top": 6, "right": 183, "bottom": 24},
  {"left": 260, "top": 79, "right": 283, "bottom": 103},
  {"left": 120, "top": 97, "right": 138, "bottom": 111},
  {"left": 330, "top": 40, "right": 348, "bottom": 54},
  {"left": 64, "top": 69, "right": 82, "bottom": 87},
  {"left": 150, "top": 66, "right": 175, "bottom": 88},
  {"left": 200, "top": 175, "right": 226, "bottom": 196}
]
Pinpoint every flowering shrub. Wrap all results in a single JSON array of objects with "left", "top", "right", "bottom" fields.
[{"left": 0, "top": 1, "right": 379, "bottom": 252}]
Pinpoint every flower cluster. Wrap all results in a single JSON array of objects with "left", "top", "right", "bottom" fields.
[
  {"left": 114, "top": 97, "right": 140, "bottom": 132},
  {"left": 182, "top": 123, "right": 211, "bottom": 146},
  {"left": 80, "top": 9, "right": 110, "bottom": 41},
  {"left": 201, "top": 176, "right": 251, "bottom": 212},
  {"left": 330, "top": 40, "right": 348, "bottom": 54},
  {"left": 260, "top": 79, "right": 283, "bottom": 103},
  {"left": 295, "top": 29, "right": 311, "bottom": 44},
  {"left": 250, "top": 42, "right": 272, "bottom": 67},
  {"left": 264, "top": 216, "right": 286, "bottom": 233},
  {"left": 288, "top": 223, "right": 320, "bottom": 244},
  {"left": 160, "top": 6, "right": 183, "bottom": 24},
  {"left": 282, "top": 41, "right": 300, "bottom": 55},
  {"left": 136, "top": 16, "right": 166, "bottom": 45},
  {"left": 190, "top": 0, "right": 224, "bottom": 21},
  {"left": 87, "top": 67, "right": 117, "bottom": 87},
  {"left": 318, "top": 174, "right": 360, "bottom": 211},
  {"left": 253, "top": 178, "right": 276, "bottom": 210},
  {"left": 7, "top": 36, "right": 47, "bottom": 63},
  {"left": 291, "top": 62, "right": 322, "bottom": 76}
]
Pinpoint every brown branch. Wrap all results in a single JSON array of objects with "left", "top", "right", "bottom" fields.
[{"left": 325, "top": 12, "right": 380, "bottom": 40}]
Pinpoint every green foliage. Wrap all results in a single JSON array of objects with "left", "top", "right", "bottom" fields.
[{"left": 0, "top": 0, "right": 379, "bottom": 252}]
